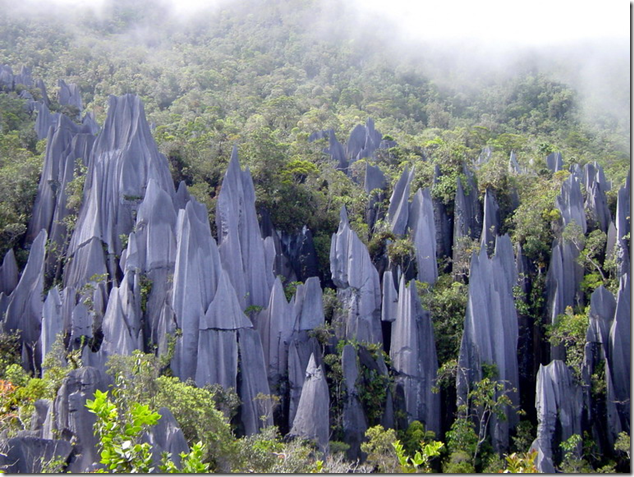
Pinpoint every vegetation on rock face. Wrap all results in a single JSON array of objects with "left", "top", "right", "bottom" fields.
[{"left": 0, "top": 0, "right": 629, "bottom": 473}]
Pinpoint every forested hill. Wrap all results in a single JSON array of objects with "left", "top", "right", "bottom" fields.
[{"left": 0, "top": 0, "right": 630, "bottom": 473}]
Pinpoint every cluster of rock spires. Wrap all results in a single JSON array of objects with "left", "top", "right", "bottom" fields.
[{"left": 0, "top": 70, "right": 630, "bottom": 472}]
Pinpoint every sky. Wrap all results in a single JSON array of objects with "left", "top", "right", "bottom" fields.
[
  {"left": 42, "top": 0, "right": 631, "bottom": 47},
  {"left": 356, "top": 0, "right": 630, "bottom": 46}
]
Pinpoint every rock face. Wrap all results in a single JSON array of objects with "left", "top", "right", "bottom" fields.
[
  {"left": 531, "top": 360, "right": 583, "bottom": 473},
  {"left": 408, "top": 188, "right": 438, "bottom": 285},
  {"left": 288, "top": 353, "right": 330, "bottom": 453},
  {"left": 613, "top": 172, "right": 630, "bottom": 277},
  {"left": 65, "top": 94, "right": 175, "bottom": 290},
  {"left": 27, "top": 114, "right": 96, "bottom": 283},
  {"left": 387, "top": 166, "right": 415, "bottom": 236},
  {"left": 47, "top": 367, "right": 105, "bottom": 473},
  {"left": 57, "top": 79, "right": 82, "bottom": 115},
  {"left": 583, "top": 162, "right": 611, "bottom": 232},
  {"left": 556, "top": 174, "right": 586, "bottom": 234},
  {"left": 330, "top": 207, "right": 382, "bottom": 344},
  {"left": 341, "top": 344, "right": 368, "bottom": 461},
  {"left": 310, "top": 118, "right": 393, "bottom": 172},
  {"left": 1, "top": 229, "right": 47, "bottom": 370},
  {"left": 0, "top": 437, "right": 73, "bottom": 474},
  {"left": 216, "top": 146, "right": 274, "bottom": 309},
  {"left": 546, "top": 152, "right": 563, "bottom": 172},
  {"left": 389, "top": 278, "right": 440, "bottom": 434},
  {"left": 456, "top": 235, "right": 519, "bottom": 452},
  {"left": 608, "top": 273, "right": 630, "bottom": 438},
  {"left": 480, "top": 188, "right": 500, "bottom": 255}
]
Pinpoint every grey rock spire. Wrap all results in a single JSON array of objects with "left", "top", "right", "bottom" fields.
[{"left": 389, "top": 277, "right": 440, "bottom": 434}]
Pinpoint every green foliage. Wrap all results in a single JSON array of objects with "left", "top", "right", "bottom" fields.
[
  {"left": 502, "top": 450, "right": 539, "bottom": 473},
  {"left": 105, "top": 351, "right": 238, "bottom": 471},
  {"left": 418, "top": 276, "right": 468, "bottom": 365},
  {"left": 159, "top": 441, "right": 211, "bottom": 473},
  {"left": 85, "top": 389, "right": 159, "bottom": 473},
  {"left": 547, "top": 306, "right": 588, "bottom": 379},
  {"left": 558, "top": 433, "right": 593, "bottom": 473},
  {"left": 393, "top": 438, "right": 444, "bottom": 473},
  {"left": 386, "top": 236, "right": 415, "bottom": 272},
  {"left": 361, "top": 424, "right": 400, "bottom": 473},
  {"left": 234, "top": 425, "right": 323, "bottom": 473}
]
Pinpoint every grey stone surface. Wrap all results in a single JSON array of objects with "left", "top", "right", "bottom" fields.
[
  {"left": 34, "top": 101, "right": 61, "bottom": 140},
  {"left": 41, "top": 287, "right": 64, "bottom": 360},
  {"left": 330, "top": 207, "right": 382, "bottom": 344},
  {"left": 381, "top": 270, "right": 398, "bottom": 323},
  {"left": 57, "top": 79, "right": 82, "bottom": 114},
  {"left": 408, "top": 188, "right": 438, "bottom": 284},
  {"left": 291, "top": 277, "right": 324, "bottom": 331},
  {"left": 287, "top": 332, "right": 322, "bottom": 428},
  {"left": 556, "top": 174, "right": 587, "bottom": 234},
  {"left": 508, "top": 150, "right": 521, "bottom": 173},
  {"left": 289, "top": 353, "right": 330, "bottom": 453},
  {"left": 28, "top": 114, "right": 95, "bottom": 281},
  {"left": 0, "top": 248, "right": 18, "bottom": 295},
  {"left": 614, "top": 173, "right": 630, "bottom": 277},
  {"left": 49, "top": 367, "right": 104, "bottom": 473},
  {"left": 608, "top": 273, "right": 630, "bottom": 436},
  {"left": 546, "top": 152, "right": 563, "bottom": 173},
  {"left": 480, "top": 188, "right": 500, "bottom": 255},
  {"left": 341, "top": 344, "right": 368, "bottom": 461},
  {"left": 0, "top": 437, "right": 72, "bottom": 474},
  {"left": 387, "top": 166, "right": 414, "bottom": 236},
  {"left": 364, "top": 162, "right": 386, "bottom": 193},
  {"left": 254, "top": 277, "right": 293, "bottom": 390},
  {"left": 389, "top": 277, "right": 440, "bottom": 434},
  {"left": 216, "top": 146, "right": 274, "bottom": 309},
  {"left": 65, "top": 94, "right": 175, "bottom": 289},
  {"left": 237, "top": 328, "right": 274, "bottom": 435},
  {"left": 456, "top": 235, "right": 519, "bottom": 452},
  {"left": 432, "top": 165, "right": 453, "bottom": 261},
  {"left": 144, "top": 407, "right": 190, "bottom": 469},
  {"left": 531, "top": 360, "right": 583, "bottom": 473},
  {"left": 546, "top": 239, "right": 584, "bottom": 337},
  {"left": 93, "top": 271, "right": 143, "bottom": 370},
  {"left": 172, "top": 200, "right": 222, "bottom": 382},
  {"left": 3, "top": 229, "right": 47, "bottom": 368}
]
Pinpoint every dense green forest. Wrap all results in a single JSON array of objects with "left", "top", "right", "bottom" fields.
[{"left": 0, "top": 0, "right": 630, "bottom": 473}]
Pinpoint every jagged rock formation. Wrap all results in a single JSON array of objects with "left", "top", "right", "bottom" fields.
[
  {"left": 330, "top": 207, "right": 382, "bottom": 344},
  {"left": 1, "top": 229, "right": 47, "bottom": 370},
  {"left": 364, "top": 162, "right": 387, "bottom": 232},
  {"left": 556, "top": 174, "right": 587, "bottom": 234},
  {"left": 452, "top": 167, "right": 481, "bottom": 278},
  {"left": 389, "top": 278, "right": 440, "bottom": 434},
  {"left": 387, "top": 166, "right": 415, "bottom": 236},
  {"left": 216, "top": 146, "right": 274, "bottom": 309},
  {"left": 65, "top": 94, "right": 175, "bottom": 290},
  {"left": 607, "top": 273, "right": 630, "bottom": 438},
  {"left": 57, "top": 79, "right": 82, "bottom": 115},
  {"left": 408, "top": 188, "right": 438, "bottom": 284},
  {"left": 0, "top": 437, "right": 73, "bottom": 474},
  {"left": 582, "top": 162, "right": 611, "bottom": 232},
  {"left": 546, "top": 151, "right": 563, "bottom": 173},
  {"left": 531, "top": 360, "right": 583, "bottom": 473},
  {"left": 27, "top": 113, "right": 96, "bottom": 277},
  {"left": 432, "top": 165, "right": 453, "bottom": 262},
  {"left": 480, "top": 188, "right": 500, "bottom": 255},
  {"left": 456, "top": 235, "right": 519, "bottom": 452},
  {"left": 309, "top": 118, "right": 394, "bottom": 172},
  {"left": 288, "top": 353, "right": 330, "bottom": 453},
  {"left": 0, "top": 68, "right": 630, "bottom": 472},
  {"left": 341, "top": 344, "right": 368, "bottom": 461}
]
